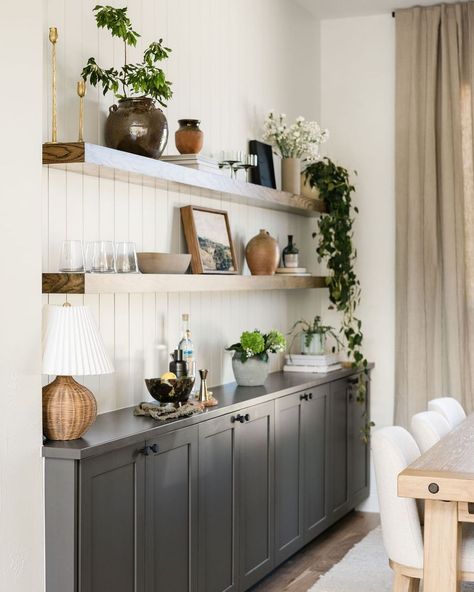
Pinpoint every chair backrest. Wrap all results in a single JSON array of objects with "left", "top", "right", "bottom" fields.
[
  {"left": 428, "top": 397, "right": 466, "bottom": 428},
  {"left": 371, "top": 426, "right": 424, "bottom": 569},
  {"left": 410, "top": 411, "right": 451, "bottom": 454}
]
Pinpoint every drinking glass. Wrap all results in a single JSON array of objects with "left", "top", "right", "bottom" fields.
[
  {"left": 59, "top": 240, "right": 85, "bottom": 272},
  {"left": 115, "top": 242, "right": 138, "bottom": 273},
  {"left": 89, "top": 241, "right": 116, "bottom": 273}
]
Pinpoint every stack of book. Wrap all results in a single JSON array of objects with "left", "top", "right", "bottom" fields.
[{"left": 283, "top": 352, "right": 341, "bottom": 374}]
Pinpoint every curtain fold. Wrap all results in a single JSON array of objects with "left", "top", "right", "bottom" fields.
[{"left": 395, "top": 2, "right": 474, "bottom": 425}]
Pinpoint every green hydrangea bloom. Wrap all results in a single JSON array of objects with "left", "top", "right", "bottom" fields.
[
  {"left": 240, "top": 330, "right": 265, "bottom": 355},
  {"left": 265, "top": 330, "right": 287, "bottom": 353}
]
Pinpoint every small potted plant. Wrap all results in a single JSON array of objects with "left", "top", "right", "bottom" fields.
[
  {"left": 287, "top": 316, "right": 342, "bottom": 355},
  {"left": 81, "top": 5, "right": 173, "bottom": 158},
  {"left": 226, "top": 329, "right": 286, "bottom": 386}
]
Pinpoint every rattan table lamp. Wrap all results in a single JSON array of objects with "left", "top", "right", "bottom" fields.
[{"left": 42, "top": 303, "right": 114, "bottom": 441}]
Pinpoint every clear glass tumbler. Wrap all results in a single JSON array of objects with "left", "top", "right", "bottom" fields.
[
  {"left": 59, "top": 240, "right": 85, "bottom": 272},
  {"left": 115, "top": 242, "right": 138, "bottom": 273},
  {"left": 90, "top": 241, "right": 116, "bottom": 273}
]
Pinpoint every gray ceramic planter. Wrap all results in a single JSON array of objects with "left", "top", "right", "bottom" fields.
[{"left": 232, "top": 353, "right": 269, "bottom": 387}]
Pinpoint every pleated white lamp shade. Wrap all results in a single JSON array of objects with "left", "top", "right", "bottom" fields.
[{"left": 42, "top": 305, "right": 114, "bottom": 376}]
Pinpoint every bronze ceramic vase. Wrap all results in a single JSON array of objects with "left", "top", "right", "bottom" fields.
[
  {"left": 175, "top": 119, "right": 204, "bottom": 154},
  {"left": 105, "top": 97, "right": 169, "bottom": 159},
  {"left": 245, "top": 229, "right": 280, "bottom": 275}
]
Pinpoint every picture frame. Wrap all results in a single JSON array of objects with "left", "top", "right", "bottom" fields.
[
  {"left": 180, "top": 205, "right": 239, "bottom": 274},
  {"left": 249, "top": 140, "right": 276, "bottom": 189}
]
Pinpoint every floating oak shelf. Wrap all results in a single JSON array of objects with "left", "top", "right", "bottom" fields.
[
  {"left": 43, "top": 142, "right": 326, "bottom": 217},
  {"left": 42, "top": 273, "right": 328, "bottom": 295}
]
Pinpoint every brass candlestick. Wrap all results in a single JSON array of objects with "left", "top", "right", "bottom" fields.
[
  {"left": 77, "top": 80, "right": 86, "bottom": 142},
  {"left": 49, "top": 27, "right": 59, "bottom": 143},
  {"left": 198, "top": 369, "right": 218, "bottom": 407}
]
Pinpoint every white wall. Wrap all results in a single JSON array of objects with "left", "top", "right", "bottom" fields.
[
  {"left": 0, "top": 2, "right": 44, "bottom": 591},
  {"left": 43, "top": 0, "right": 323, "bottom": 413},
  {"left": 320, "top": 14, "right": 396, "bottom": 510}
]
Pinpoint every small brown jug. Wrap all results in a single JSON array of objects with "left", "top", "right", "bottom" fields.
[
  {"left": 245, "top": 229, "right": 280, "bottom": 275},
  {"left": 175, "top": 119, "right": 204, "bottom": 154}
]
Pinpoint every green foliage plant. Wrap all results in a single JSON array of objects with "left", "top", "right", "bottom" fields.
[
  {"left": 226, "top": 330, "right": 287, "bottom": 363},
  {"left": 303, "top": 157, "right": 374, "bottom": 440},
  {"left": 287, "top": 315, "right": 342, "bottom": 352},
  {"left": 81, "top": 5, "right": 173, "bottom": 106}
]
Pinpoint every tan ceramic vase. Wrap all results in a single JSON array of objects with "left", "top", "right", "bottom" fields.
[
  {"left": 245, "top": 229, "right": 280, "bottom": 275},
  {"left": 175, "top": 119, "right": 204, "bottom": 154},
  {"left": 281, "top": 157, "right": 301, "bottom": 194}
]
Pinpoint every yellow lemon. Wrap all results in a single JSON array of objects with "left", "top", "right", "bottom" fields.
[{"left": 161, "top": 371, "right": 177, "bottom": 381}]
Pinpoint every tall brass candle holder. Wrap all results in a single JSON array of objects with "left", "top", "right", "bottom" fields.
[
  {"left": 49, "top": 27, "right": 59, "bottom": 143},
  {"left": 77, "top": 80, "right": 86, "bottom": 142}
]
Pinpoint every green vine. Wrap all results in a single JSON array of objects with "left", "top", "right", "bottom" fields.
[{"left": 304, "top": 157, "right": 374, "bottom": 441}]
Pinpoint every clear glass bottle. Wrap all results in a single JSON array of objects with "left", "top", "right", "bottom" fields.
[
  {"left": 178, "top": 313, "right": 196, "bottom": 380},
  {"left": 282, "top": 235, "right": 299, "bottom": 268}
]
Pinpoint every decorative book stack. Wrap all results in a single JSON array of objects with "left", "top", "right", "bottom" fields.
[
  {"left": 160, "top": 154, "right": 223, "bottom": 175},
  {"left": 283, "top": 352, "right": 341, "bottom": 373}
]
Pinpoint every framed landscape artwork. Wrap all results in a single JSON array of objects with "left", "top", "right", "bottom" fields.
[{"left": 180, "top": 206, "right": 238, "bottom": 274}]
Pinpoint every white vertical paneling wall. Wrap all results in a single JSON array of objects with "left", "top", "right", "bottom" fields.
[{"left": 43, "top": 0, "right": 323, "bottom": 413}]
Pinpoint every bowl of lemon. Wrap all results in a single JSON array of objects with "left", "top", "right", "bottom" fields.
[{"left": 144, "top": 372, "right": 195, "bottom": 406}]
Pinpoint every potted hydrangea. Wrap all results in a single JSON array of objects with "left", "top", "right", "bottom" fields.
[
  {"left": 262, "top": 111, "right": 329, "bottom": 194},
  {"left": 226, "top": 329, "right": 286, "bottom": 386}
]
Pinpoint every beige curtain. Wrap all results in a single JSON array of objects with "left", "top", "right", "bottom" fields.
[{"left": 395, "top": 2, "right": 474, "bottom": 426}]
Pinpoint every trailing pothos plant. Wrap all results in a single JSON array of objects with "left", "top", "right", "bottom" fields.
[
  {"left": 303, "top": 157, "right": 374, "bottom": 442},
  {"left": 81, "top": 5, "right": 173, "bottom": 106}
]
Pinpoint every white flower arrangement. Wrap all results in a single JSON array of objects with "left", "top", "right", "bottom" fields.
[{"left": 262, "top": 111, "right": 329, "bottom": 161}]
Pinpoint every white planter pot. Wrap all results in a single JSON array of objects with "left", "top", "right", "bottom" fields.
[
  {"left": 232, "top": 354, "right": 270, "bottom": 387},
  {"left": 281, "top": 158, "right": 301, "bottom": 194},
  {"left": 301, "top": 332, "right": 326, "bottom": 355}
]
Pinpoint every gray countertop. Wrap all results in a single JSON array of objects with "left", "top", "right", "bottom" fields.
[{"left": 42, "top": 366, "right": 373, "bottom": 460}]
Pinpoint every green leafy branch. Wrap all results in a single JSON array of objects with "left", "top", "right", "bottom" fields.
[{"left": 81, "top": 5, "right": 173, "bottom": 106}]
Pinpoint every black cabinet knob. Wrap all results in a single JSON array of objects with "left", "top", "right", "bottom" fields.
[
  {"left": 140, "top": 445, "right": 151, "bottom": 456},
  {"left": 244, "top": 414, "right": 250, "bottom": 422},
  {"left": 300, "top": 393, "right": 309, "bottom": 401},
  {"left": 308, "top": 393, "right": 313, "bottom": 400},
  {"left": 231, "top": 414, "right": 245, "bottom": 424},
  {"left": 238, "top": 414, "right": 245, "bottom": 423},
  {"left": 150, "top": 443, "right": 159, "bottom": 454}
]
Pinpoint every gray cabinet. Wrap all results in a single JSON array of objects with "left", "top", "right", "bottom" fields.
[
  {"left": 145, "top": 427, "right": 198, "bottom": 592},
  {"left": 79, "top": 426, "right": 198, "bottom": 592},
  {"left": 198, "top": 400, "right": 274, "bottom": 592},
  {"left": 274, "top": 385, "right": 330, "bottom": 564},
  {"left": 79, "top": 443, "right": 146, "bottom": 592},
  {"left": 44, "top": 369, "right": 371, "bottom": 592},
  {"left": 328, "top": 375, "right": 370, "bottom": 522}
]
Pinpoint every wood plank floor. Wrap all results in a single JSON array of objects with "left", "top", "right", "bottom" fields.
[{"left": 250, "top": 511, "right": 380, "bottom": 592}]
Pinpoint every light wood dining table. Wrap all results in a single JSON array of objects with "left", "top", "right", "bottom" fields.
[{"left": 398, "top": 414, "right": 474, "bottom": 592}]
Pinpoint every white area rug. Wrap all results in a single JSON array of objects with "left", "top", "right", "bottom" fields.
[{"left": 308, "top": 526, "right": 474, "bottom": 592}]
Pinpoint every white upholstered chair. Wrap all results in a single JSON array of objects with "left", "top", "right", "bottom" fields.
[
  {"left": 427, "top": 396, "right": 466, "bottom": 428},
  {"left": 372, "top": 426, "right": 474, "bottom": 591},
  {"left": 410, "top": 411, "right": 451, "bottom": 454}
]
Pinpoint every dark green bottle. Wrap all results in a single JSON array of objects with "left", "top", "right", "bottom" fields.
[{"left": 282, "top": 235, "right": 299, "bottom": 268}]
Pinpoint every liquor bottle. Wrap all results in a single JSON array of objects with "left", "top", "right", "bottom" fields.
[
  {"left": 178, "top": 313, "right": 195, "bottom": 380},
  {"left": 282, "top": 235, "right": 299, "bottom": 268}
]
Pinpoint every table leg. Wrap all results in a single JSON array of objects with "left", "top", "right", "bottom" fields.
[{"left": 423, "top": 499, "right": 461, "bottom": 592}]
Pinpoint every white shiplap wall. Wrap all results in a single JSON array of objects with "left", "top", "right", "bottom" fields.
[{"left": 43, "top": 0, "right": 323, "bottom": 413}]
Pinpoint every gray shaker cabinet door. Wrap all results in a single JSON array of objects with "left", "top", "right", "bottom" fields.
[
  {"left": 237, "top": 400, "right": 275, "bottom": 590},
  {"left": 145, "top": 426, "right": 198, "bottom": 592},
  {"left": 328, "top": 378, "right": 350, "bottom": 522},
  {"left": 274, "top": 392, "right": 304, "bottom": 564},
  {"left": 302, "top": 385, "right": 330, "bottom": 542},
  {"left": 348, "top": 375, "right": 370, "bottom": 505},
  {"left": 79, "top": 442, "right": 146, "bottom": 592},
  {"left": 198, "top": 413, "right": 238, "bottom": 592}
]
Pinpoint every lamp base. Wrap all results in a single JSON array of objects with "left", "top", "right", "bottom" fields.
[{"left": 43, "top": 376, "right": 97, "bottom": 441}]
